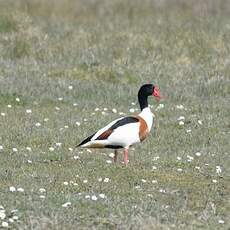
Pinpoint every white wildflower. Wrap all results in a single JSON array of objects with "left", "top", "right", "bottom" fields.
[
  {"left": 103, "top": 178, "right": 110, "bottom": 183},
  {"left": 27, "top": 160, "right": 32, "bottom": 164},
  {"left": 68, "top": 147, "right": 73, "bottom": 151},
  {"left": 216, "top": 166, "right": 222, "bottom": 174},
  {"left": 39, "top": 188, "right": 46, "bottom": 193},
  {"left": 0, "top": 212, "right": 6, "bottom": 220},
  {"left": 62, "top": 202, "right": 71, "bottom": 208},
  {"left": 176, "top": 105, "right": 184, "bottom": 109},
  {"left": 0, "top": 145, "right": 3, "bottom": 150},
  {"left": 7, "top": 104, "right": 12, "bottom": 108},
  {"left": 63, "top": 181, "right": 69, "bottom": 185},
  {"left": 26, "top": 147, "right": 32, "bottom": 151},
  {"left": 17, "top": 188, "right": 24, "bottom": 192},
  {"left": 179, "top": 121, "right": 185, "bottom": 126},
  {"left": 55, "top": 142, "right": 62, "bottom": 147},
  {"left": 98, "top": 178, "right": 102, "bottom": 182},
  {"left": 156, "top": 103, "right": 164, "bottom": 110},
  {"left": 91, "top": 195, "right": 98, "bottom": 201},
  {"left": 49, "top": 147, "right": 55, "bottom": 151},
  {"left": 58, "top": 97, "right": 63, "bottom": 101},
  {"left": 152, "top": 180, "right": 157, "bottom": 184},
  {"left": 39, "top": 195, "right": 45, "bottom": 199},
  {"left": 109, "top": 153, "right": 115, "bottom": 158},
  {"left": 75, "top": 122, "right": 81, "bottom": 126},
  {"left": 99, "top": 194, "right": 106, "bottom": 199},
  {"left": 177, "top": 156, "right": 182, "bottom": 161},
  {"left": 12, "top": 216, "right": 18, "bottom": 220},
  {"left": 1, "top": 222, "right": 9, "bottom": 228},
  {"left": 129, "top": 108, "right": 135, "bottom": 113},
  {"left": 198, "top": 120, "right": 203, "bottom": 125},
  {"left": 85, "top": 195, "right": 90, "bottom": 199},
  {"left": 218, "top": 219, "right": 225, "bottom": 224},
  {"left": 212, "top": 179, "right": 217, "bottom": 183},
  {"left": 177, "top": 116, "right": 185, "bottom": 121},
  {"left": 106, "top": 160, "right": 112, "bottom": 164},
  {"left": 26, "top": 109, "right": 32, "bottom": 114},
  {"left": 141, "top": 179, "right": 147, "bottom": 183},
  {"left": 103, "top": 108, "right": 108, "bottom": 111},
  {"left": 186, "top": 129, "right": 192, "bottom": 133},
  {"left": 35, "top": 122, "right": 41, "bottom": 127},
  {"left": 83, "top": 180, "right": 88, "bottom": 184},
  {"left": 44, "top": 118, "right": 49, "bottom": 122},
  {"left": 12, "top": 148, "right": 18, "bottom": 152},
  {"left": 195, "top": 152, "right": 201, "bottom": 157},
  {"left": 16, "top": 98, "right": 20, "bottom": 102},
  {"left": 73, "top": 155, "right": 80, "bottom": 160},
  {"left": 112, "top": 108, "right": 117, "bottom": 113},
  {"left": 9, "top": 186, "right": 16, "bottom": 192},
  {"left": 94, "top": 108, "right": 100, "bottom": 111},
  {"left": 1, "top": 112, "right": 6, "bottom": 116},
  {"left": 68, "top": 85, "right": 73, "bottom": 90},
  {"left": 55, "top": 107, "right": 60, "bottom": 111},
  {"left": 177, "top": 168, "right": 183, "bottom": 172},
  {"left": 73, "top": 103, "right": 78, "bottom": 106}
]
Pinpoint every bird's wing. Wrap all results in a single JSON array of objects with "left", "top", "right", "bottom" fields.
[{"left": 78, "top": 116, "right": 139, "bottom": 147}]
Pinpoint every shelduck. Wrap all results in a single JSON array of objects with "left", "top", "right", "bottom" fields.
[{"left": 77, "top": 84, "right": 161, "bottom": 166}]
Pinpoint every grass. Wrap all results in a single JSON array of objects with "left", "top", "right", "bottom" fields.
[{"left": 0, "top": 0, "right": 230, "bottom": 229}]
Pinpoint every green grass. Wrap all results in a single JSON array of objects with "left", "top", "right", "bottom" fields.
[{"left": 0, "top": 0, "right": 230, "bottom": 229}]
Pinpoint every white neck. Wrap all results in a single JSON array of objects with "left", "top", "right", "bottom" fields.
[{"left": 138, "top": 107, "right": 154, "bottom": 131}]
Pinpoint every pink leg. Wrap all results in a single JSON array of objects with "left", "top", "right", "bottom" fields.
[
  {"left": 114, "top": 150, "right": 118, "bottom": 163},
  {"left": 123, "top": 148, "right": 129, "bottom": 166}
]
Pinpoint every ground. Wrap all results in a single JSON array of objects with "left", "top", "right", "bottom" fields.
[{"left": 0, "top": 0, "right": 230, "bottom": 229}]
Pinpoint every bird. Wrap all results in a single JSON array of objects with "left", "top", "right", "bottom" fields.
[{"left": 77, "top": 84, "right": 161, "bottom": 166}]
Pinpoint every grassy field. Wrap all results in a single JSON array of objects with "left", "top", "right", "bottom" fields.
[{"left": 0, "top": 0, "right": 230, "bottom": 229}]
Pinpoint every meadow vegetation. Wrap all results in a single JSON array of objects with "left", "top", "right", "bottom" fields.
[{"left": 0, "top": 0, "right": 229, "bottom": 229}]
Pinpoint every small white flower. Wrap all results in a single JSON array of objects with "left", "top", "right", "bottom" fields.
[
  {"left": 152, "top": 166, "right": 157, "bottom": 170},
  {"left": 68, "top": 85, "right": 73, "bottom": 90},
  {"left": 39, "top": 188, "right": 46, "bottom": 193},
  {"left": 1, "top": 222, "right": 9, "bottom": 228},
  {"left": 186, "top": 129, "right": 192, "bottom": 133},
  {"left": 12, "top": 216, "right": 18, "bottom": 220},
  {"left": 218, "top": 219, "right": 225, "bottom": 224},
  {"left": 55, "top": 142, "right": 62, "bottom": 147},
  {"left": 39, "top": 195, "right": 46, "bottom": 199},
  {"left": 35, "top": 122, "right": 41, "bottom": 127},
  {"left": 106, "top": 160, "right": 112, "bottom": 164},
  {"left": 99, "top": 194, "right": 106, "bottom": 199},
  {"left": 86, "top": 149, "right": 92, "bottom": 153},
  {"left": 195, "top": 166, "right": 200, "bottom": 170},
  {"left": 75, "top": 122, "right": 81, "bottom": 126},
  {"left": 179, "top": 121, "right": 185, "bottom": 126},
  {"left": 177, "top": 168, "right": 183, "bottom": 172},
  {"left": 212, "top": 179, "right": 217, "bottom": 183},
  {"left": 198, "top": 120, "right": 203, "bottom": 125},
  {"left": 98, "top": 178, "right": 102, "bottom": 182},
  {"left": 159, "top": 189, "right": 166, "bottom": 193},
  {"left": 177, "top": 116, "right": 185, "bottom": 121},
  {"left": 0, "top": 205, "right": 4, "bottom": 210},
  {"left": 9, "top": 186, "right": 16, "bottom": 192},
  {"left": 91, "top": 195, "right": 98, "bottom": 201},
  {"left": 177, "top": 156, "right": 182, "bottom": 161},
  {"left": 103, "top": 108, "right": 108, "bottom": 111},
  {"left": 141, "top": 179, "right": 147, "bottom": 183},
  {"left": 83, "top": 180, "right": 88, "bottom": 184},
  {"left": 55, "top": 107, "right": 60, "bottom": 111},
  {"left": 95, "top": 108, "right": 100, "bottom": 111},
  {"left": 152, "top": 180, "right": 157, "bottom": 184},
  {"left": 64, "top": 125, "right": 69, "bottom": 129},
  {"left": 176, "top": 105, "right": 184, "bottom": 109},
  {"left": 0, "top": 145, "right": 3, "bottom": 150},
  {"left": 62, "top": 202, "right": 71, "bottom": 208},
  {"left": 0, "top": 212, "right": 6, "bottom": 220},
  {"left": 119, "top": 112, "right": 125, "bottom": 115},
  {"left": 49, "top": 147, "right": 55, "bottom": 151},
  {"left": 68, "top": 147, "right": 73, "bottom": 151},
  {"left": 58, "top": 97, "right": 63, "bottom": 101},
  {"left": 17, "top": 187, "right": 24, "bottom": 192},
  {"left": 9, "top": 218, "right": 14, "bottom": 223},
  {"left": 27, "top": 160, "right": 32, "bottom": 164},
  {"left": 129, "top": 108, "right": 135, "bottom": 113},
  {"left": 195, "top": 152, "right": 201, "bottom": 157},
  {"left": 101, "top": 111, "right": 106, "bottom": 115},
  {"left": 16, "top": 98, "right": 20, "bottom": 102},
  {"left": 44, "top": 118, "right": 49, "bottom": 122},
  {"left": 7, "top": 104, "right": 12, "bottom": 108},
  {"left": 1, "top": 112, "right": 6, "bottom": 116},
  {"left": 187, "top": 155, "right": 194, "bottom": 161},
  {"left": 103, "top": 178, "right": 110, "bottom": 183},
  {"left": 73, "top": 103, "right": 78, "bottom": 106},
  {"left": 73, "top": 155, "right": 80, "bottom": 160},
  {"left": 112, "top": 108, "right": 117, "bottom": 113},
  {"left": 131, "top": 102, "right": 136, "bottom": 105},
  {"left": 85, "top": 195, "right": 90, "bottom": 199},
  {"left": 12, "top": 148, "right": 18, "bottom": 152},
  {"left": 26, "top": 109, "right": 32, "bottom": 114},
  {"left": 216, "top": 166, "right": 222, "bottom": 174},
  {"left": 153, "top": 156, "right": 160, "bottom": 161},
  {"left": 63, "top": 181, "right": 69, "bottom": 186},
  {"left": 26, "top": 147, "right": 32, "bottom": 151},
  {"left": 109, "top": 153, "right": 115, "bottom": 158}
]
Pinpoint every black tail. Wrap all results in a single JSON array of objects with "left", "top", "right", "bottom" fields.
[{"left": 77, "top": 132, "right": 96, "bottom": 147}]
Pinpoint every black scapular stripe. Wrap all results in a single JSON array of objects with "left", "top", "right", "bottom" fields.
[
  {"left": 105, "top": 145, "right": 123, "bottom": 149},
  {"left": 109, "top": 116, "right": 139, "bottom": 130}
]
